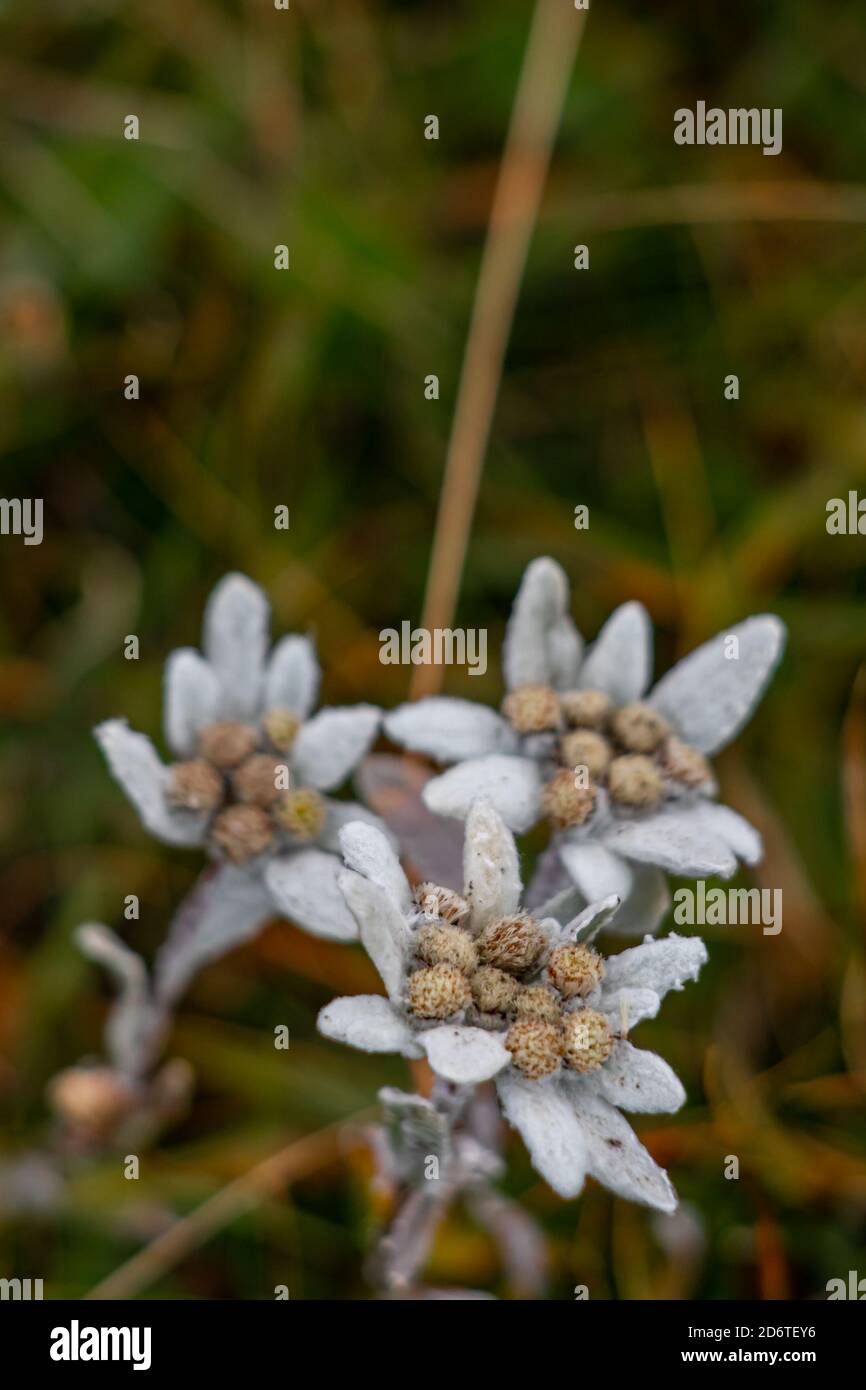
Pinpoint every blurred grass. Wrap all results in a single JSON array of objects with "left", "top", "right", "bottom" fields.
[{"left": 1, "top": 0, "right": 865, "bottom": 1298}]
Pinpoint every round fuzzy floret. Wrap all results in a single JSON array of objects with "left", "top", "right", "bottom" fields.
[
  {"left": 608, "top": 754, "right": 664, "bottom": 808},
  {"left": 470, "top": 965, "right": 521, "bottom": 1015},
  {"left": 610, "top": 702, "right": 670, "bottom": 754},
  {"left": 561, "top": 1008, "right": 614, "bottom": 1073},
  {"left": 261, "top": 707, "right": 301, "bottom": 752},
  {"left": 413, "top": 882, "right": 470, "bottom": 926},
  {"left": 560, "top": 688, "right": 614, "bottom": 730},
  {"left": 47, "top": 1065, "right": 135, "bottom": 1133},
  {"left": 560, "top": 730, "right": 612, "bottom": 780},
  {"left": 407, "top": 964, "right": 471, "bottom": 1020},
  {"left": 416, "top": 924, "right": 478, "bottom": 974},
  {"left": 502, "top": 683, "right": 561, "bottom": 734},
  {"left": 275, "top": 787, "right": 326, "bottom": 841},
  {"left": 167, "top": 759, "right": 224, "bottom": 813},
  {"left": 198, "top": 721, "right": 260, "bottom": 769},
  {"left": 541, "top": 768, "right": 597, "bottom": 829},
  {"left": 515, "top": 985, "right": 562, "bottom": 1024},
  {"left": 547, "top": 943, "right": 604, "bottom": 999},
  {"left": 211, "top": 804, "right": 275, "bottom": 862},
  {"left": 477, "top": 912, "right": 547, "bottom": 975},
  {"left": 661, "top": 736, "right": 713, "bottom": 789},
  {"left": 232, "top": 754, "right": 284, "bottom": 808},
  {"left": 505, "top": 1018, "right": 562, "bottom": 1079}
]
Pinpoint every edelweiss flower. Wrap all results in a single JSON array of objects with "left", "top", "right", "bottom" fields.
[
  {"left": 318, "top": 800, "right": 707, "bottom": 1210},
  {"left": 97, "top": 573, "right": 383, "bottom": 941},
  {"left": 386, "top": 557, "right": 784, "bottom": 932}
]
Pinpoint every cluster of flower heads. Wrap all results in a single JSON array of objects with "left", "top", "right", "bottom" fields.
[
  {"left": 406, "top": 881, "right": 617, "bottom": 1080},
  {"left": 319, "top": 802, "right": 707, "bottom": 1210},
  {"left": 75, "top": 560, "right": 785, "bottom": 1211},
  {"left": 96, "top": 573, "right": 383, "bottom": 941},
  {"left": 501, "top": 682, "right": 712, "bottom": 831},
  {"left": 386, "top": 557, "right": 786, "bottom": 934}
]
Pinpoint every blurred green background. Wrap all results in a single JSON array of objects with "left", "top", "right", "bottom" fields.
[{"left": 1, "top": 0, "right": 866, "bottom": 1299}]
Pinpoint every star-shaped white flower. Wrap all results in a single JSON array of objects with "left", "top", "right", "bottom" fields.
[
  {"left": 385, "top": 557, "right": 784, "bottom": 933},
  {"left": 318, "top": 800, "right": 706, "bottom": 1210},
  {"left": 96, "top": 573, "right": 383, "bottom": 941}
]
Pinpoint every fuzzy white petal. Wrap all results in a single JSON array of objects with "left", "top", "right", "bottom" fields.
[
  {"left": 154, "top": 864, "right": 275, "bottom": 1005},
  {"left": 564, "top": 1084, "right": 678, "bottom": 1212},
  {"left": 549, "top": 616, "right": 584, "bottom": 692},
  {"left": 496, "top": 1070, "right": 587, "bottom": 1198},
  {"left": 534, "top": 882, "right": 587, "bottom": 925},
  {"left": 265, "top": 849, "right": 359, "bottom": 942},
  {"left": 422, "top": 1026, "right": 511, "bottom": 1084},
  {"left": 690, "top": 801, "right": 762, "bottom": 865},
  {"left": 503, "top": 557, "right": 578, "bottom": 691},
  {"left": 423, "top": 755, "right": 543, "bottom": 833},
  {"left": 561, "top": 895, "right": 621, "bottom": 945},
  {"left": 602, "top": 809, "right": 738, "bottom": 878},
  {"left": 318, "top": 800, "right": 392, "bottom": 854},
  {"left": 291, "top": 705, "right": 380, "bottom": 791},
  {"left": 599, "top": 986, "right": 661, "bottom": 1030},
  {"left": 591, "top": 1040, "right": 686, "bottom": 1114},
  {"left": 95, "top": 719, "right": 208, "bottom": 847},
  {"left": 163, "top": 648, "right": 223, "bottom": 756},
  {"left": 602, "top": 864, "right": 670, "bottom": 938},
  {"left": 338, "top": 869, "right": 410, "bottom": 998},
  {"left": 577, "top": 602, "right": 653, "bottom": 703},
  {"left": 317, "top": 995, "right": 421, "bottom": 1056},
  {"left": 384, "top": 698, "right": 518, "bottom": 762},
  {"left": 558, "top": 841, "right": 634, "bottom": 903},
  {"left": 202, "top": 573, "right": 269, "bottom": 720},
  {"left": 648, "top": 615, "right": 785, "bottom": 754},
  {"left": 603, "top": 932, "right": 708, "bottom": 1001},
  {"left": 463, "top": 799, "right": 522, "bottom": 932},
  {"left": 264, "top": 633, "right": 321, "bottom": 718},
  {"left": 338, "top": 820, "right": 411, "bottom": 911}
]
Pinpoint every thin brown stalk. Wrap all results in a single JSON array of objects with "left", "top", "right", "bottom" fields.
[
  {"left": 842, "top": 663, "right": 866, "bottom": 926},
  {"left": 409, "top": 0, "right": 586, "bottom": 698},
  {"left": 84, "top": 1113, "right": 372, "bottom": 1300}
]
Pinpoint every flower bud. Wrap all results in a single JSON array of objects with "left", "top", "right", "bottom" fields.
[
  {"left": 608, "top": 754, "right": 664, "bottom": 808},
  {"left": 515, "top": 985, "right": 562, "bottom": 1023},
  {"left": 561, "top": 1008, "right": 614, "bottom": 1072},
  {"left": 413, "top": 882, "right": 470, "bottom": 926},
  {"left": 502, "top": 683, "right": 561, "bottom": 734},
  {"left": 660, "top": 736, "right": 713, "bottom": 789},
  {"left": 611, "top": 702, "right": 670, "bottom": 754},
  {"left": 560, "top": 730, "right": 612, "bottom": 780},
  {"left": 541, "top": 768, "right": 597, "bottom": 828},
  {"left": 547, "top": 943, "right": 604, "bottom": 999},
  {"left": 505, "top": 1018, "right": 562, "bottom": 1079},
  {"left": 560, "top": 688, "right": 613, "bottom": 729},
  {"left": 470, "top": 965, "right": 521, "bottom": 1014},
  {"left": 416, "top": 924, "right": 478, "bottom": 974},
  {"left": 211, "top": 804, "right": 275, "bottom": 862},
  {"left": 407, "top": 964, "right": 471, "bottom": 1020},
  {"left": 262, "top": 707, "right": 301, "bottom": 752},
  {"left": 167, "top": 759, "right": 224, "bottom": 813},
  {"left": 47, "top": 1065, "right": 135, "bottom": 1134},
  {"left": 275, "top": 787, "right": 326, "bottom": 841},
  {"left": 477, "top": 912, "right": 547, "bottom": 975},
  {"left": 232, "top": 754, "right": 284, "bottom": 808},
  {"left": 198, "top": 721, "right": 259, "bottom": 769}
]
